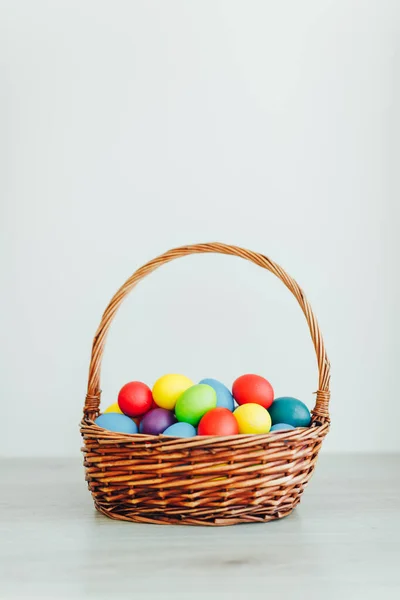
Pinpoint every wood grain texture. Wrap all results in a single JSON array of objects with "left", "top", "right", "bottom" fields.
[
  {"left": 1, "top": 456, "right": 399, "bottom": 600},
  {"left": 81, "top": 243, "right": 331, "bottom": 525}
]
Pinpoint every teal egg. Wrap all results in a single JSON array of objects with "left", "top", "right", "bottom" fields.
[
  {"left": 199, "top": 378, "right": 234, "bottom": 411},
  {"left": 95, "top": 413, "right": 138, "bottom": 434},
  {"left": 162, "top": 422, "right": 197, "bottom": 438},
  {"left": 270, "top": 423, "right": 295, "bottom": 432},
  {"left": 268, "top": 397, "right": 311, "bottom": 428}
]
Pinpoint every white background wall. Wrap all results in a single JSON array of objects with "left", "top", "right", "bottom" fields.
[{"left": 1, "top": 0, "right": 399, "bottom": 456}]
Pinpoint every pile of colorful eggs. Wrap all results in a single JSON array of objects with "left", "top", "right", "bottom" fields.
[{"left": 95, "top": 374, "right": 312, "bottom": 437}]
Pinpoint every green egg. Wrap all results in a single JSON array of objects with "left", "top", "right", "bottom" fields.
[{"left": 175, "top": 384, "right": 217, "bottom": 426}]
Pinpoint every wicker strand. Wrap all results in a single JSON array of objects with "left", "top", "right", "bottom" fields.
[
  {"left": 84, "top": 393, "right": 101, "bottom": 418},
  {"left": 312, "top": 390, "right": 331, "bottom": 421}
]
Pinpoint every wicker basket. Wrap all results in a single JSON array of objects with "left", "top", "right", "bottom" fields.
[{"left": 81, "top": 243, "right": 330, "bottom": 526}]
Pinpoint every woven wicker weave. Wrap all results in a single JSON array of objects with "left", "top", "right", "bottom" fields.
[{"left": 81, "top": 243, "right": 330, "bottom": 526}]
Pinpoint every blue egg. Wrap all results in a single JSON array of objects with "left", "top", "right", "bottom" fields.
[
  {"left": 268, "top": 397, "right": 311, "bottom": 428},
  {"left": 162, "top": 422, "right": 197, "bottom": 438},
  {"left": 199, "top": 378, "right": 234, "bottom": 411},
  {"left": 270, "top": 423, "right": 295, "bottom": 432},
  {"left": 139, "top": 420, "right": 144, "bottom": 433},
  {"left": 95, "top": 413, "right": 138, "bottom": 434}
]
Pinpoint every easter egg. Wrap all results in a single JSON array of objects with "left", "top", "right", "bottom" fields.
[
  {"left": 175, "top": 384, "right": 217, "bottom": 426},
  {"left": 152, "top": 374, "right": 194, "bottom": 410},
  {"left": 270, "top": 423, "right": 295, "bottom": 432},
  {"left": 199, "top": 378, "right": 234, "bottom": 411},
  {"left": 211, "top": 464, "right": 229, "bottom": 481},
  {"left": 95, "top": 413, "right": 138, "bottom": 434},
  {"left": 162, "top": 422, "right": 197, "bottom": 438},
  {"left": 268, "top": 397, "right": 311, "bottom": 428},
  {"left": 233, "top": 403, "right": 271, "bottom": 434},
  {"left": 140, "top": 408, "right": 176, "bottom": 435},
  {"left": 118, "top": 381, "right": 153, "bottom": 417},
  {"left": 198, "top": 407, "right": 239, "bottom": 436},
  {"left": 232, "top": 374, "right": 274, "bottom": 409},
  {"left": 104, "top": 402, "right": 123, "bottom": 414}
]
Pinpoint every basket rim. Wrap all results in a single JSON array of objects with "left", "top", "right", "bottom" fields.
[{"left": 80, "top": 417, "right": 330, "bottom": 449}]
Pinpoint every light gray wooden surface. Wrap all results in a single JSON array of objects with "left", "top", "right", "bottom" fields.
[{"left": 1, "top": 455, "right": 399, "bottom": 600}]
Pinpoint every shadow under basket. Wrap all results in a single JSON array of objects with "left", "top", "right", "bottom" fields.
[{"left": 81, "top": 243, "right": 331, "bottom": 526}]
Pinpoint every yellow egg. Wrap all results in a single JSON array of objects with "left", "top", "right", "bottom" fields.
[
  {"left": 234, "top": 403, "right": 271, "bottom": 434},
  {"left": 212, "top": 463, "right": 229, "bottom": 481},
  {"left": 104, "top": 402, "right": 123, "bottom": 414},
  {"left": 152, "top": 374, "right": 194, "bottom": 410},
  {"left": 192, "top": 463, "right": 228, "bottom": 481}
]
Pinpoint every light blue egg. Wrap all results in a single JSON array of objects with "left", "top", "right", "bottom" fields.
[
  {"left": 95, "top": 413, "right": 138, "bottom": 434},
  {"left": 270, "top": 423, "right": 295, "bottom": 432},
  {"left": 162, "top": 422, "right": 197, "bottom": 438},
  {"left": 269, "top": 397, "right": 311, "bottom": 428},
  {"left": 199, "top": 378, "right": 234, "bottom": 411}
]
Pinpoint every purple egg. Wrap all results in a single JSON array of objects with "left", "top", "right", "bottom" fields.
[{"left": 140, "top": 408, "right": 176, "bottom": 435}]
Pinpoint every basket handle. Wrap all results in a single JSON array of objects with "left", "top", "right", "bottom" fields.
[{"left": 84, "top": 243, "right": 331, "bottom": 422}]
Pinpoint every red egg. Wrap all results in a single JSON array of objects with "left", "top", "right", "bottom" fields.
[
  {"left": 232, "top": 374, "right": 274, "bottom": 409},
  {"left": 118, "top": 381, "right": 153, "bottom": 417},
  {"left": 198, "top": 407, "right": 239, "bottom": 436}
]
